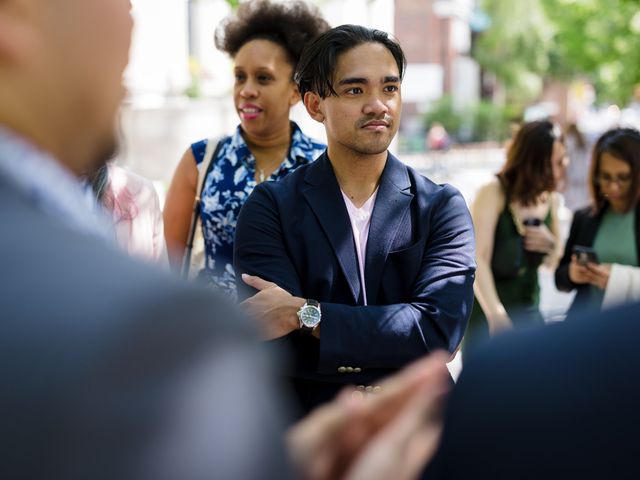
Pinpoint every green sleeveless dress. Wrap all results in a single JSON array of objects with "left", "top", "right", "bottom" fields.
[{"left": 464, "top": 200, "right": 551, "bottom": 353}]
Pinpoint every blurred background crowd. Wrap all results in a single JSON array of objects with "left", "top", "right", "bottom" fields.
[{"left": 118, "top": 0, "right": 640, "bottom": 352}]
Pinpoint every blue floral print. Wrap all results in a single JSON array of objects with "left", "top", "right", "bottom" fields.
[{"left": 191, "top": 122, "right": 325, "bottom": 300}]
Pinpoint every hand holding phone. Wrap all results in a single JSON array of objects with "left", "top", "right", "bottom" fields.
[
  {"left": 522, "top": 218, "right": 554, "bottom": 256},
  {"left": 523, "top": 218, "right": 542, "bottom": 227},
  {"left": 572, "top": 245, "right": 599, "bottom": 266}
]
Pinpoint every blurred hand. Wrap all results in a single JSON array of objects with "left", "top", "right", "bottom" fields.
[
  {"left": 523, "top": 224, "right": 555, "bottom": 254},
  {"left": 585, "top": 263, "right": 611, "bottom": 290},
  {"left": 568, "top": 255, "right": 596, "bottom": 285},
  {"left": 287, "top": 352, "right": 451, "bottom": 480},
  {"left": 240, "top": 274, "right": 304, "bottom": 340}
]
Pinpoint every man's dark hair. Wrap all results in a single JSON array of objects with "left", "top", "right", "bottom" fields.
[
  {"left": 295, "top": 24, "right": 407, "bottom": 98},
  {"left": 215, "top": 0, "right": 329, "bottom": 67}
]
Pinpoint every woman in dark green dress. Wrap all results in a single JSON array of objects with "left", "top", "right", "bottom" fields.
[{"left": 464, "top": 121, "right": 568, "bottom": 353}]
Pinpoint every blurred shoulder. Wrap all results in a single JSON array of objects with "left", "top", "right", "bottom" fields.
[
  {"left": 573, "top": 204, "right": 595, "bottom": 219},
  {"left": 0, "top": 186, "right": 248, "bottom": 337},
  {"left": 107, "top": 164, "right": 157, "bottom": 198},
  {"left": 477, "top": 176, "right": 504, "bottom": 198}
]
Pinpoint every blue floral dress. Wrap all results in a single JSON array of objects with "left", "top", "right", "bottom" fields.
[{"left": 191, "top": 122, "right": 325, "bottom": 299}]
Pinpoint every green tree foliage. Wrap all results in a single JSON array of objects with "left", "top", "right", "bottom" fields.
[
  {"left": 474, "top": 0, "right": 554, "bottom": 108},
  {"left": 542, "top": 0, "right": 640, "bottom": 104},
  {"left": 475, "top": 0, "right": 640, "bottom": 106},
  {"left": 424, "top": 96, "right": 514, "bottom": 143},
  {"left": 424, "top": 97, "right": 464, "bottom": 138}
]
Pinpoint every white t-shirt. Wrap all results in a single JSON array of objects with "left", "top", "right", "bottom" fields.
[{"left": 340, "top": 189, "right": 378, "bottom": 305}]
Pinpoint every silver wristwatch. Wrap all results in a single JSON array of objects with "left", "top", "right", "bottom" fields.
[{"left": 297, "top": 299, "right": 321, "bottom": 333}]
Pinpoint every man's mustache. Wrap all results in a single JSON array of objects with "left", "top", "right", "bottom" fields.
[{"left": 356, "top": 115, "right": 393, "bottom": 128}]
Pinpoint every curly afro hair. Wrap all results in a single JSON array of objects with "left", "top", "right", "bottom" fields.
[{"left": 215, "top": 0, "right": 330, "bottom": 67}]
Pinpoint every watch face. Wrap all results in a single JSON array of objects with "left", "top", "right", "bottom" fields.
[{"left": 299, "top": 306, "right": 321, "bottom": 328}]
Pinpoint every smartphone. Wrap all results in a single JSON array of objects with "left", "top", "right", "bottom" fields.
[
  {"left": 572, "top": 245, "right": 599, "bottom": 265},
  {"left": 523, "top": 218, "right": 542, "bottom": 227}
]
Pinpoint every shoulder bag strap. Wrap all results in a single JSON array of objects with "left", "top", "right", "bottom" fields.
[{"left": 181, "top": 138, "right": 223, "bottom": 278}]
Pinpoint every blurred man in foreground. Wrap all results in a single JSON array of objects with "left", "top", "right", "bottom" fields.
[{"left": 0, "top": 1, "right": 449, "bottom": 478}]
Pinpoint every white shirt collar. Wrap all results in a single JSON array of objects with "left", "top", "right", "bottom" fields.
[
  {"left": 340, "top": 188, "right": 378, "bottom": 306},
  {"left": 0, "top": 126, "right": 113, "bottom": 241}
]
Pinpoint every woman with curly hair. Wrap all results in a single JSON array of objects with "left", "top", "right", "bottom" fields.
[
  {"left": 164, "top": 0, "right": 329, "bottom": 298},
  {"left": 464, "top": 121, "right": 567, "bottom": 353}
]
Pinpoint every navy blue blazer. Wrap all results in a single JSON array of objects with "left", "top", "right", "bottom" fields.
[{"left": 234, "top": 152, "right": 475, "bottom": 409}]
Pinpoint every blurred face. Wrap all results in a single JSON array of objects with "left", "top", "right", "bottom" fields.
[
  {"left": 598, "top": 152, "right": 633, "bottom": 212},
  {"left": 233, "top": 39, "right": 300, "bottom": 140},
  {"left": 550, "top": 139, "right": 568, "bottom": 189},
  {"left": 311, "top": 42, "right": 401, "bottom": 159},
  {"left": 35, "top": 0, "right": 133, "bottom": 172}
]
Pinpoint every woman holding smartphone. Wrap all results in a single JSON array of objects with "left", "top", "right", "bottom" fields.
[
  {"left": 555, "top": 128, "right": 640, "bottom": 316},
  {"left": 464, "top": 121, "right": 566, "bottom": 353}
]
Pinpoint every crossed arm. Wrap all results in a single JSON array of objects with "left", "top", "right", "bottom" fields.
[{"left": 234, "top": 185, "right": 476, "bottom": 372}]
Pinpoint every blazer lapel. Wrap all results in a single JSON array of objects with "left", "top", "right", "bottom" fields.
[
  {"left": 365, "top": 154, "right": 414, "bottom": 302},
  {"left": 302, "top": 153, "right": 362, "bottom": 304}
]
